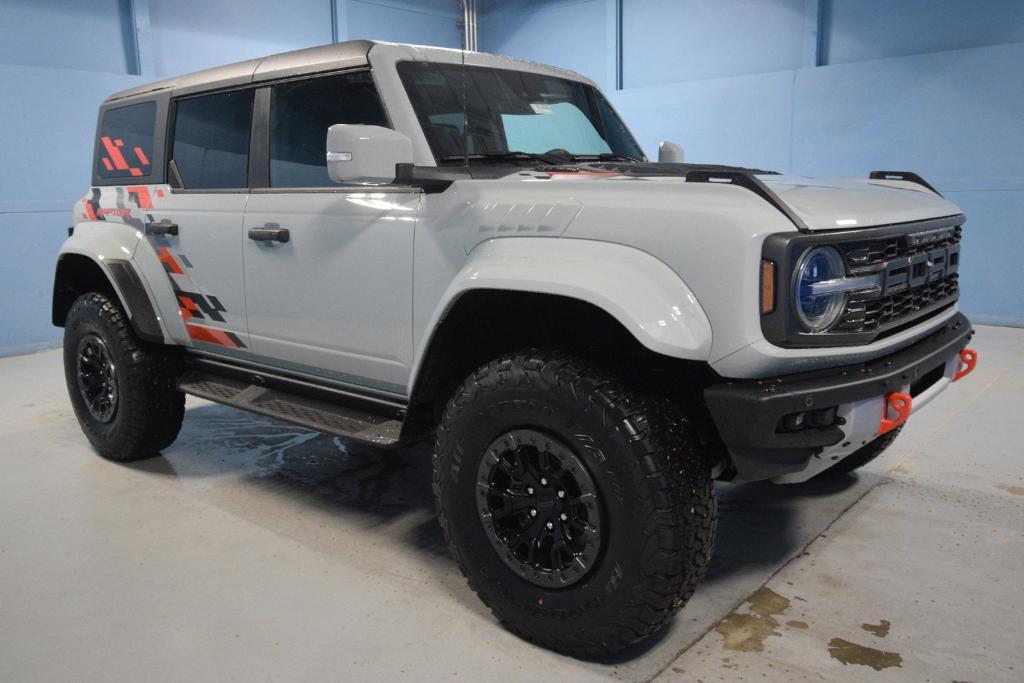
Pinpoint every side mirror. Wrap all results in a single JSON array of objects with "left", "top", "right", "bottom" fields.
[
  {"left": 658, "top": 140, "right": 684, "bottom": 163},
  {"left": 326, "top": 124, "right": 414, "bottom": 185}
]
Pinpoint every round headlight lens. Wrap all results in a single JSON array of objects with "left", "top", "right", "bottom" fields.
[{"left": 795, "top": 247, "right": 846, "bottom": 332}]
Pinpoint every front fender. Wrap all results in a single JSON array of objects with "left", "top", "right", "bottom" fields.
[{"left": 414, "top": 237, "right": 713, "bottom": 378}]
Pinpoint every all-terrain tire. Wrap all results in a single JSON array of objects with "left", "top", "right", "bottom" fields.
[
  {"left": 433, "top": 349, "right": 716, "bottom": 657},
  {"left": 819, "top": 425, "right": 904, "bottom": 477},
  {"left": 63, "top": 292, "right": 185, "bottom": 462}
]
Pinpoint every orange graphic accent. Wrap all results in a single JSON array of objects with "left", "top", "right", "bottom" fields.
[
  {"left": 879, "top": 391, "right": 912, "bottom": 435},
  {"left": 101, "top": 158, "right": 114, "bottom": 171},
  {"left": 158, "top": 246, "right": 184, "bottom": 274},
  {"left": 84, "top": 201, "right": 97, "bottom": 220},
  {"left": 101, "top": 136, "right": 130, "bottom": 170},
  {"left": 953, "top": 348, "right": 977, "bottom": 382},
  {"left": 126, "top": 186, "right": 154, "bottom": 208},
  {"left": 156, "top": 189, "right": 165, "bottom": 198},
  {"left": 133, "top": 147, "right": 150, "bottom": 165},
  {"left": 101, "top": 136, "right": 145, "bottom": 176},
  {"left": 177, "top": 295, "right": 200, "bottom": 321},
  {"left": 186, "top": 324, "right": 240, "bottom": 348},
  {"left": 114, "top": 138, "right": 125, "bottom": 147}
]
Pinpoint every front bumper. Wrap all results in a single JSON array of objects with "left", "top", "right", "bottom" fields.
[{"left": 705, "top": 312, "right": 974, "bottom": 481}]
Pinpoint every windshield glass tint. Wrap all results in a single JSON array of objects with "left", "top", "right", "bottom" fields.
[{"left": 397, "top": 61, "right": 644, "bottom": 161}]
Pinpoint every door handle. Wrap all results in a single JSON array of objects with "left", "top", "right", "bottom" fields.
[
  {"left": 248, "top": 227, "right": 290, "bottom": 243},
  {"left": 145, "top": 221, "right": 179, "bottom": 236}
]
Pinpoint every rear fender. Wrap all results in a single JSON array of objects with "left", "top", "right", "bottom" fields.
[{"left": 56, "top": 221, "right": 183, "bottom": 343}]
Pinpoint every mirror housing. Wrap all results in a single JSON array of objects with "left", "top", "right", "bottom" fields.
[
  {"left": 326, "top": 124, "right": 414, "bottom": 185},
  {"left": 658, "top": 140, "right": 684, "bottom": 163}
]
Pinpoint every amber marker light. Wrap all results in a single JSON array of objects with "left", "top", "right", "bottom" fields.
[{"left": 761, "top": 259, "right": 776, "bottom": 315}]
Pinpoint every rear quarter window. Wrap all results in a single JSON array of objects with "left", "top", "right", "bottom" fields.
[{"left": 96, "top": 101, "right": 157, "bottom": 180}]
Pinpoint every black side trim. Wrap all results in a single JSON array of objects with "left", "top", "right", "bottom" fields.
[
  {"left": 705, "top": 312, "right": 972, "bottom": 480},
  {"left": 869, "top": 170, "right": 942, "bottom": 197},
  {"left": 685, "top": 169, "right": 809, "bottom": 231},
  {"left": 185, "top": 355, "right": 407, "bottom": 419},
  {"left": 105, "top": 260, "right": 164, "bottom": 343}
]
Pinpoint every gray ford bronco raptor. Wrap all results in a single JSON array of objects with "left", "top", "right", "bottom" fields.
[{"left": 54, "top": 40, "right": 977, "bottom": 656}]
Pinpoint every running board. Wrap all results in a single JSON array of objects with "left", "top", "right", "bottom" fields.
[{"left": 178, "top": 370, "right": 402, "bottom": 448}]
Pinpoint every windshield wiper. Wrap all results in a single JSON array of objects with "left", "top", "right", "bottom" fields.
[
  {"left": 570, "top": 153, "right": 642, "bottom": 163},
  {"left": 437, "top": 151, "right": 565, "bottom": 165}
]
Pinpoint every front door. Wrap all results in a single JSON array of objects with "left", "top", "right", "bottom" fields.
[{"left": 241, "top": 71, "right": 418, "bottom": 395}]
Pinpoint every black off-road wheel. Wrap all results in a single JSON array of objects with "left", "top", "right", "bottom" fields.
[
  {"left": 433, "top": 350, "right": 716, "bottom": 657},
  {"left": 63, "top": 292, "right": 185, "bottom": 462},
  {"left": 819, "top": 426, "right": 904, "bottom": 478}
]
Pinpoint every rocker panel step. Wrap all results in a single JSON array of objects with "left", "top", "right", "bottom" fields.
[{"left": 178, "top": 370, "right": 402, "bottom": 448}]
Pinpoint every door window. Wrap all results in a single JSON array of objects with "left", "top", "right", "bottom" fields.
[
  {"left": 269, "top": 71, "right": 388, "bottom": 188},
  {"left": 171, "top": 89, "right": 254, "bottom": 189}
]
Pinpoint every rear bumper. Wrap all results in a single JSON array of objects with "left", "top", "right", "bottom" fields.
[{"left": 705, "top": 312, "right": 974, "bottom": 481}]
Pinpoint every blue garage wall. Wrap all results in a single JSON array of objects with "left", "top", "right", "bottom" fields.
[
  {"left": 622, "top": 0, "right": 808, "bottom": 87},
  {"left": 480, "top": 0, "right": 612, "bottom": 89},
  {"left": 823, "top": 0, "right": 1024, "bottom": 65},
  {"left": 479, "top": 0, "right": 1024, "bottom": 327},
  {"left": 0, "top": 0, "right": 461, "bottom": 356}
]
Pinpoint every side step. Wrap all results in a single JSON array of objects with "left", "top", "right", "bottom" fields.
[{"left": 178, "top": 370, "right": 402, "bottom": 448}]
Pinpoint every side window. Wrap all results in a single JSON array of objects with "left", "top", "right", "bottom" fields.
[
  {"left": 97, "top": 101, "right": 156, "bottom": 179},
  {"left": 269, "top": 71, "right": 388, "bottom": 188},
  {"left": 171, "top": 89, "right": 254, "bottom": 189}
]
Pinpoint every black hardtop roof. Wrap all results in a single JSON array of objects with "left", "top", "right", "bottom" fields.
[{"left": 105, "top": 39, "right": 376, "bottom": 103}]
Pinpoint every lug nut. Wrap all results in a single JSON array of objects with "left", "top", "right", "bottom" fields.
[
  {"left": 527, "top": 486, "right": 534, "bottom": 495},
  {"left": 545, "top": 521, "right": 554, "bottom": 530},
  {"left": 540, "top": 477, "right": 548, "bottom": 486},
  {"left": 560, "top": 513, "right": 568, "bottom": 521},
  {"left": 530, "top": 508, "right": 537, "bottom": 517},
  {"left": 557, "top": 490, "right": 565, "bottom": 499}
]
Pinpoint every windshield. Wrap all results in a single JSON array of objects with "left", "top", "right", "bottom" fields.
[{"left": 397, "top": 61, "right": 645, "bottom": 163}]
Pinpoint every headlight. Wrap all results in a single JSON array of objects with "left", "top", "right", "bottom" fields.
[{"left": 795, "top": 246, "right": 846, "bottom": 332}]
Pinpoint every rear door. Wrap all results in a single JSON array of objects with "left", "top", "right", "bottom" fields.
[
  {"left": 148, "top": 88, "right": 254, "bottom": 353},
  {"left": 242, "top": 70, "right": 418, "bottom": 395}
]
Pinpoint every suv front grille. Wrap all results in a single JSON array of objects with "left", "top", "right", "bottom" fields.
[{"left": 833, "top": 226, "right": 962, "bottom": 337}]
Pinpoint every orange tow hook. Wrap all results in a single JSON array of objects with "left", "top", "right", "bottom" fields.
[
  {"left": 879, "top": 391, "right": 912, "bottom": 435},
  {"left": 953, "top": 348, "right": 978, "bottom": 382}
]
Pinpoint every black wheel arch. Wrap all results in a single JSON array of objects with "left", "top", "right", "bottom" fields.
[
  {"left": 53, "top": 254, "right": 164, "bottom": 344},
  {"left": 401, "top": 289, "right": 719, "bottom": 443}
]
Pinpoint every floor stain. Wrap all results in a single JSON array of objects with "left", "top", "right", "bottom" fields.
[
  {"left": 715, "top": 587, "right": 791, "bottom": 652},
  {"left": 828, "top": 637, "right": 903, "bottom": 671},
  {"left": 786, "top": 620, "right": 809, "bottom": 629},
  {"left": 861, "top": 619, "right": 891, "bottom": 638},
  {"left": 995, "top": 484, "right": 1024, "bottom": 496},
  {"left": 892, "top": 464, "right": 912, "bottom": 474}
]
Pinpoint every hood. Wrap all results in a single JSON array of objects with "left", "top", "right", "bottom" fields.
[
  {"left": 759, "top": 175, "right": 962, "bottom": 231},
  {"left": 504, "top": 163, "right": 962, "bottom": 231}
]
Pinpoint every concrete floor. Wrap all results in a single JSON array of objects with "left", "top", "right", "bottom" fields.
[{"left": 0, "top": 325, "right": 1021, "bottom": 682}]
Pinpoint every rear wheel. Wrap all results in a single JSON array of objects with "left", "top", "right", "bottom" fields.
[
  {"left": 63, "top": 292, "right": 185, "bottom": 462},
  {"left": 433, "top": 349, "right": 716, "bottom": 657},
  {"left": 819, "top": 426, "right": 904, "bottom": 477}
]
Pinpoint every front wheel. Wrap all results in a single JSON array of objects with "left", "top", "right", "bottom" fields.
[
  {"left": 433, "top": 350, "right": 716, "bottom": 657},
  {"left": 63, "top": 292, "right": 185, "bottom": 462}
]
